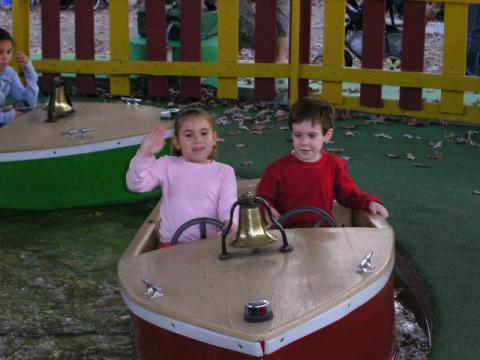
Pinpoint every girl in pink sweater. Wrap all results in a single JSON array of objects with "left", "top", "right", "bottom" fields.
[{"left": 126, "top": 108, "right": 237, "bottom": 245}]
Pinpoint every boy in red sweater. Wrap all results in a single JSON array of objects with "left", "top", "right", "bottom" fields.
[{"left": 256, "top": 97, "right": 389, "bottom": 228}]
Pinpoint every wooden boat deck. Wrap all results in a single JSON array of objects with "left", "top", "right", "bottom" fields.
[{"left": 0, "top": 102, "right": 173, "bottom": 153}]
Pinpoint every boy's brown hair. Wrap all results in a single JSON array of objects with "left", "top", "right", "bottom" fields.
[
  {"left": 288, "top": 97, "right": 335, "bottom": 135},
  {"left": 171, "top": 108, "right": 218, "bottom": 159}
]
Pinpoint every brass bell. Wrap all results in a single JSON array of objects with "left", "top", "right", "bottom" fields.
[
  {"left": 229, "top": 192, "right": 277, "bottom": 249},
  {"left": 43, "top": 77, "right": 74, "bottom": 122},
  {"left": 219, "top": 192, "right": 293, "bottom": 259}
]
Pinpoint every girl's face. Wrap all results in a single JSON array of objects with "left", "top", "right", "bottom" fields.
[
  {"left": 291, "top": 120, "right": 333, "bottom": 162},
  {"left": 0, "top": 40, "right": 13, "bottom": 71},
  {"left": 173, "top": 115, "right": 217, "bottom": 164}
]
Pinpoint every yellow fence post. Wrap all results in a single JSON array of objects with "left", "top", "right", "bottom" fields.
[
  {"left": 218, "top": 0, "right": 239, "bottom": 99},
  {"left": 109, "top": 0, "right": 130, "bottom": 96},
  {"left": 322, "top": 0, "right": 346, "bottom": 105},
  {"left": 441, "top": 2, "right": 468, "bottom": 114},
  {"left": 11, "top": 0, "right": 30, "bottom": 74}
]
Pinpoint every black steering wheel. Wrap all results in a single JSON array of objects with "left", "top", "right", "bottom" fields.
[
  {"left": 278, "top": 207, "right": 337, "bottom": 228},
  {"left": 171, "top": 217, "right": 224, "bottom": 245}
]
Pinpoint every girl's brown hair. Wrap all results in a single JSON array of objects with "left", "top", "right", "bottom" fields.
[{"left": 171, "top": 108, "right": 218, "bottom": 159}]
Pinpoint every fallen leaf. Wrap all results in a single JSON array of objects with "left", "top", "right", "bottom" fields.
[
  {"left": 426, "top": 151, "right": 444, "bottom": 160},
  {"left": 472, "top": 190, "right": 480, "bottom": 195},
  {"left": 403, "top": 134, "right": 414, "bottom": 139},
  {"left": 386, "top": 153, "right": 400, "bottom": 159},
  {"left": 340, "top": 124, "right": 357, "bottom": 130},
  {"left": 216, "top": 138, "right": 225, "bottom": 143},
  {"left": 236, "top": 144, "right": 247, "bottom": 148},
  {"left": 428, "top": 141, "right": 442, "bottom": 149},
  {"left": 227, "top": 131, "right": 241, "bottom": 136},
  {"left": 215, "top": 116, "right": 230, "bottom": 125},
  {"left": 405, "top": 153, "right": 416, "bottom": 160},
  {"left": 326, "top": 147, "right": 345, "bottom": 153},
  {"left": 374, "top": 133, "right": 392, "bottom": 140},
  {"left": 341, "top": 155, "right": 351, "bottom": 162},
  {"left": 407, "top": 118, "right": 428, "bottom": 127},
  {"left": 365, "top": 116, "right": 386, "bottom": 125},
  {"left": 413, "top": 163, "right": 433, "bottom": 168},
  {"left": 242, "top": 161, "right": 253, "bottom": 166},
  {"left": 279, "top": 126, "right": 290, "bottom": 130},
  {"left": 250, "top": 129, "right": 264, "bottom": 136},
  {"left": 344, "top": 131, "right": 356, "bottom": 137}
]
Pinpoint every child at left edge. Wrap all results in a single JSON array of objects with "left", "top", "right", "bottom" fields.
[
  {"left": 256, "top": 97, "right": 389, "bottom": 228},
  {"left": 0, "top": 27, "right": 39, "bottom": 126}
]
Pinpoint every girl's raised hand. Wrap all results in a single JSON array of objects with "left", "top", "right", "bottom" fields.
[
  {"left": 139, "top": 127, "right": 166, "bottom": 157},
  {"left": 15, "top": 52, "right": 29, "bottom": 66}
]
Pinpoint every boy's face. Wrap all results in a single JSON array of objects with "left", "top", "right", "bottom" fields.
[
  {"left": 0, "top": 40, "right": 13, "bottom": 71},
  {"left": 291, "top": 120, "right": 333, "bottom": 162}
]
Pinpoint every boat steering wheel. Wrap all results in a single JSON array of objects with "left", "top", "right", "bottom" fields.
[
  {"left": 171, "top": 217, "right": 224, "bottom": 245},
  {"left": 278, "top": 207, "right": 338, "bottom": 228}
]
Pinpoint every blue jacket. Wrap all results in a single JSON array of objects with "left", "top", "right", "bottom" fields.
[{"left": 0, "top": 61, "right": 39, "bottom": 125}]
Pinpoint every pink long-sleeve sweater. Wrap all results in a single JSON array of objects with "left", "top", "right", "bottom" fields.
[{"left": 126, "top": 152, "right": 238, "bottom": 243}]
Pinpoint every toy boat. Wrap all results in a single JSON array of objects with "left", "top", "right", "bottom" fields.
[
  {"left": 0, "top": 102, "right": 174, "bottom": 209},
  {"left": 118, "top": 179, "right": 397, "bottom": 359}
]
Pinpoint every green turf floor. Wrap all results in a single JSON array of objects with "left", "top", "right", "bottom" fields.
[{"left": 215, "top": 114, "right": 480, "bottom": 359}]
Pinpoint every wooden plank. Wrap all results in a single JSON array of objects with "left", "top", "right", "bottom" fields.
[
  {"left": 322, "top": 0, "right": 345, "bottom": 104},
  {"left": 399, "top": 1, "right": 426, "bottom": 110},
  {"left": 146, "top": 0, "right": 168, "bottom": 97},
  {"left": 41, "top": 0, "right": 60, "bottom": 93},
  {"left": 300, "top": 63, "right": 480, "bottom": 93},
  {"left": 109, "top": 0, "right": 130, "bottom": 96},
  {"left": 12, "top": 0, "right": 30, "bottom": 74},
  {"left": 34, "top": 59, "right": 291, "bottom": 78},
  {"left": 119, "top": 227, "right": 394, "bottom": 341},
  {"left": 360, "top": 0, "right": 385, "bottom": 108},
  {"left": 254, "top": 0, "right": 276, "bottom": 100},
  {"left": 75, "top": 1, "right": 96, "bottom": 96},
  {"left": 440, "top": 3, "right": 468, "bottom": 114},
  {"left": 180, "top": 1, "right": 202, "bottom": 98},
  {"left": 290, "top": 0, "right": 301, "bottom": 104},
  {"left": 298, "top": 0, "right": 312, "bottom": 100},
  {"left": 218, "top": 0, "right": 239, "bottom": 99},
  {"left": 32, "top": 58, "right": 480, "bottom": 94},
  {"left": 341, "top": 96, "right": 480, "bottom": 125}
]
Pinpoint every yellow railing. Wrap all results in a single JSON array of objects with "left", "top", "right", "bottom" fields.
[{"left": 11, "top": 0, "right": 480, "bottom": 124}]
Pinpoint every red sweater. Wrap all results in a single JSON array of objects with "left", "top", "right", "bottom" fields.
[{"left": 256, "top": 151, "right": 381, "bottom": 228}]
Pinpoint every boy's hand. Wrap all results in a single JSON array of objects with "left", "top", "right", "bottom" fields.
[
  {"left": 264, "top": 206, "right": 281, "bottom": 228},
  {"left": 15, "top": 52, "right": 30, "bottom": 66},
  {"left": 139, "top": 127, "right": 165, "bottom": 157},
  {"left": 368, "top": 202, "right": 389, "bottom": 219}
]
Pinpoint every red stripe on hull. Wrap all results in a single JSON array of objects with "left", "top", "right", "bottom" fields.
[{"left": 131, "top": 277, "right": 396, "bottom": 360}]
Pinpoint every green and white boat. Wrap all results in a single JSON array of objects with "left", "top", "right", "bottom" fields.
[{"left": 0, "top": 102, "right": 174, "bottom": 210}]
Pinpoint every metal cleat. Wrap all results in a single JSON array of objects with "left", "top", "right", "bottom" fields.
[
  {"left": 120, "top": 97, "right": 143, "bottom": 105},
  {"left": 142, "top": 279, "right": 164, "bottom": 299},
  {"left": 160, "top": 109, "right": 180, "bottom": 119},
  {"left": 357, "top": 251, "right": 375, "bottom": 274}
]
